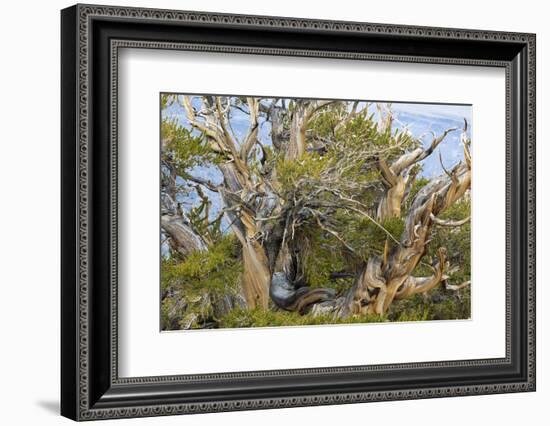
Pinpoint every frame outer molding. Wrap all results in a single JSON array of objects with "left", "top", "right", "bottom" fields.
[{"left": 61, "top": 3, "right": 536, "bottom": 421}]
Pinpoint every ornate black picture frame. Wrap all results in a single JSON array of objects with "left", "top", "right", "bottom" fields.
[{"left": 61, "top": 4, "right": 536, "bottom": 421}]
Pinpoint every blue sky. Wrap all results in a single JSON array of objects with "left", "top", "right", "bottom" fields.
[
  {"left": 162, "top": 97, "right": 472, "bottom": 225},
  {"left": 389, "top": 103, "right": 471, "bottom": 177}
]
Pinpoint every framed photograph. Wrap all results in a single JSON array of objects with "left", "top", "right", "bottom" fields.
[{"left": 61, "top": 4, "right": 536, "bottom": 421}]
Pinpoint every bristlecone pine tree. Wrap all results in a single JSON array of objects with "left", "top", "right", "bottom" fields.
[{"left": 160, "top": 95, "right": 471, "bottom": 330}]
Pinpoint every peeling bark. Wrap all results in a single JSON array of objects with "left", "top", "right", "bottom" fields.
[
  {"left": 270, "top": 272, "right": 336, "bottom": 313},
  {"left": 377, "top": 173, "right": 406, "bottom": 220},
  {"left": 161, "top": 215, "right": 207, "bottom": 257},
  {"left": 348, "top": 147, "right": 471, "bottom": 316},
  {"left": 287, "top": 101, "right": 310, "bottom": 160},
  {"left": 241, "top": 240, "right": 271, "bottom": 309}
]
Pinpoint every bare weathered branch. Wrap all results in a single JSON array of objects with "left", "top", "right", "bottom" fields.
[
  {"left": 430, "top": 214, "right": 470, "bottom": 227},
  {"left": 445, "top": 280, "right": 471, "bottom": 291},
  {"left": 391, "top": 127, "right": 458, "bottom": 175},
  {"left": 240, "top": 97, "right": 260, "bottom": 160},
  {"left": 161, "top": 214, "right": 207, "bottom": 257},
  {"left": 182, "top": 173, "right": 220, "bottom": 192}
]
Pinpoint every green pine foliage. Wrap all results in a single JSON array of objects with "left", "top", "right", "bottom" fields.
[
  {"left": 161, "top": 235, "right": 242, "bottom": 330},
  {"left": 388, "top": 288, "right": 471, "bottom": 322},
  {"left": 300, "top": 225, "right": 354, "bottom": 291},
  {"left": 276, "top": 151, "right": 333, "bottom": 193},
  {"left": 162, "top": 119, "right": 218, "bottom": 173}
]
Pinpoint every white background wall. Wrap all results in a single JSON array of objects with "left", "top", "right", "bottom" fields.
[{"left": 0, "top": 0, "right": 546, "bottom": 424}]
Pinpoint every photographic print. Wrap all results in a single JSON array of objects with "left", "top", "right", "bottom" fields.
[{"left": 160, "top": 95, "right": 472, "bottom": 331}]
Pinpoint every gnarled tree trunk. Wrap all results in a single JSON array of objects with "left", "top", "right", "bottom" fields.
[
  {"left": 241, "top": 240, "right": 271, "bottom": 309},
  {"left": 349, "top": 154, "right": 471, "bottom": 316}
]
